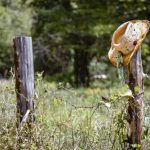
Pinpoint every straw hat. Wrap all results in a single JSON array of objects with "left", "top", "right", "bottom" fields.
[{"left": 108, "top": 20, "right": 150, "bottom": 67}]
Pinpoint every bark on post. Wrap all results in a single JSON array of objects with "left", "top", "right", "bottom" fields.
[
  {"left": 127, "top": 47, "right": 145, "bottom": 150},
  {"left": 13, "top": 36, "right": 34, "bottom": 128}
]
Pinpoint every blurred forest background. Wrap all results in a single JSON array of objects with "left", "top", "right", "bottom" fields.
[
  {"left": 0, "top": 0, "right": 150, "bottom": 87},
  {"left": 1, "top": 1, "right": 150, "bottom": 149}
]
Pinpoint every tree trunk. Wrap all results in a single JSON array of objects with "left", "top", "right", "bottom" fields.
[
  {"left": 127, "top": 47, "right": 145, "bottom": 150},
  {"left": 74, "top": 49, "right": 90, "bottom": 87}
]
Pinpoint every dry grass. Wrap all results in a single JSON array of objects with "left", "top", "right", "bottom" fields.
[{"left": 0, "top": 78, "right": 150, "bottom": 150}]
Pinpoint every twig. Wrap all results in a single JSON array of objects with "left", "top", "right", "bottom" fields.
[
  {"left": 71, "top": 104, "right": 98, "bottom": 109},
  {"left": 19, "top": 109, "right": 30, "bottom": 130}
]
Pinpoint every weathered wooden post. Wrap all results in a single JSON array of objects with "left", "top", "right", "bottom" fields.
[
  {"left": 108, "top": 20, "right": 150, "bottom": 150},
  {"left": 13, "top": 36, "right": 35, "bottom": 128},
  {"left": 127, "top": 47, "right": 144, "bottom": 149}
]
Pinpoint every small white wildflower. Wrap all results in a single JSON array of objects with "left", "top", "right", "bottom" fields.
[{"left": 105, "top": 103, "right": 111, "bottom": 108}]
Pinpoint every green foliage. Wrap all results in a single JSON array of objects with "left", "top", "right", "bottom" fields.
[
  {"left": 30, "top": 0, "right": 150, "bottom": 83},
  {"left": 31, "top": 0, "right": 116, "bottom": 78},
  {"left": 134, "top": 85, "right": 140, "bottom": 93},
  {"left": 44, "top": 71, "right": 74, "bottom": 85},
  {"left": 131, "top": 144, "right": 141, "bottom": 149},
  {"left": 1, "top": 78, "right": 150, "bottom": 149},
  {"left": 117, "top": 52, "right": 124, "bottom": 82},
  {"left": 1, "top": 0, "right": 150, "bottom": 82},
  {"left": 0, "top": 0, "right": 32, "bottom": 74},
  {"left": 89, "top": 58, "right": 108, "bottom": 75}
]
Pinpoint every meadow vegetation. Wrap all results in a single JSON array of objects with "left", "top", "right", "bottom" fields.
[{"left": 0, "top": 73, "right": 150, "bottom": 150}]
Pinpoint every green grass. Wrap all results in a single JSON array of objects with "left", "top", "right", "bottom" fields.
[{"left": 0, "top": 78, "right": 150, "bottom": 150}]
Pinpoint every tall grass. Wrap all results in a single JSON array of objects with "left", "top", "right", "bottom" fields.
[{"left": 0, "top": 76, "right": 150, "bottom": 150}]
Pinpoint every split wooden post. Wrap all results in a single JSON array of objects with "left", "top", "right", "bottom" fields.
[
  {"left": 127, "top": 47, "right": 145, "bottom": 150},
  {"left": 13, "top": 36, "right": 35, "bottom": 128}
]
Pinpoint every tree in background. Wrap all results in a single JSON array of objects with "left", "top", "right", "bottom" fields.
[
  {"left": 0, "top": 0, "right": 32, "bottom": 77},
  {"left": 31, "top": 0, "right": 116, "bottom": 87},
  {"left": 0, "top": 0, "right": 150, "bottom": 86}
]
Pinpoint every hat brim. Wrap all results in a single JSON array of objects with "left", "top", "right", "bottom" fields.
[{"left": 108, "top": 20, "right": 150, "bottom": 67}]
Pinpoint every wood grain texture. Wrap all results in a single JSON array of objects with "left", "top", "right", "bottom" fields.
[
  {"left": 14, "top": 36, "right": 34, "bottom": 126},
  {"left": 127, "top": 47, "right": 145, "bottom": 150}
]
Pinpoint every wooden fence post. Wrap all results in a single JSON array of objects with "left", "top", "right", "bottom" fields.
[
  {"left": 127, "top": 47, "right": 145, "bottom": 150},
  {"left": 13, "top": 36, "right": 35, "bottom": 128}
]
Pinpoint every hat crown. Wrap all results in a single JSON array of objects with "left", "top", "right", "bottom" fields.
[
  {"left": 108, "top": 20, "right": 150, "bottom": 66},
  {"left": 113, "top": 21, "right": 149, "bottom": 55}
]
